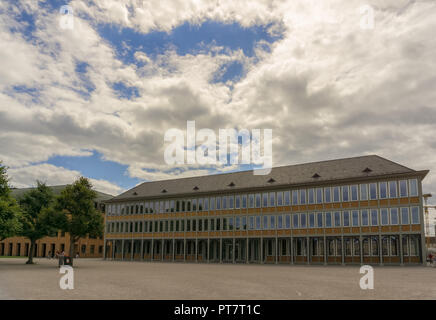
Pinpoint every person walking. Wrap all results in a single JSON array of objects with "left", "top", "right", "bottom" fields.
[{"left": 58, "top": 250, "right": 65, "bottom": 268}]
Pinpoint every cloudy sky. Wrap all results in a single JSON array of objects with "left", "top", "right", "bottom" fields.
[{"left": 1, "top": 0, "right": 435, "bottom": 227}]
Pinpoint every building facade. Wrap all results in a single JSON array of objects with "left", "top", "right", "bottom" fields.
[
  {"left": 104, "top": 155, "right": 428, "bottom": 265},
  {"left": 0, "top": 185, "right": 112, "bottom": 258}
]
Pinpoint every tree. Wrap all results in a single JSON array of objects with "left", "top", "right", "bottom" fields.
[
  {"left": 56, "top": 177, "right": 104, "bottom": 265},
  {"left": 19, "top": 181, "right": 62, "bottom": 264},
  {"left": 0, "top": 162, "right": 22, "bottom": 243}
]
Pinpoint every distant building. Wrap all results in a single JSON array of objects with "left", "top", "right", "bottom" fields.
[
  {"left": 0, "top": 185, "right": 113, "bottom": 258},
  {"left": 104, "top": 155, "right": 428, "bottom": 265}
]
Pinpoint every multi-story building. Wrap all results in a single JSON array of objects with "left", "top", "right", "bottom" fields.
[
  {"left": 104, "top": 155, "right": 428, "bottom": 265},
  {"left": 0, "top": 185, "right": 113, "bottom": 258}
]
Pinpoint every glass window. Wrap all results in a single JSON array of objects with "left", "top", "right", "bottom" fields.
[
  {"left": 351, "top": 185, "right": 358, "bottom": 201},
  {"left": 369, "top": 183, "right": 377, "bottom": 200},
  {"left": 316, "top": 188, "right": 323, "bottom": 204},
  {"left": 308, "top": 189, "right": 315, "bottom": 204},
  {"left": 352, "top": 210, "right": 359, "bottom": 226},
  {"left": 242, "top": 216, "right": 247, "bottom": 230},
  {"left": 411, "top": 207, "right": 420, "bottom": 224},
  {"left": 343, "top": 211, "right": 350, "bottom": 227},
  {"left": 228, "top": 196, "right": 234, "bottom": 209},
  {"left": 334, "top": 211, "right": 341, "bottom": 227},
  {"left": 300, "top": 190, "right": 306, "bottom": 204},
  {"left": 262, "top": 193, "right": 268, "bottom": 207},
  {"left": 333, "top": 187, "right": 340, "bottom": 202},
  {"left": 342, "top": 186, "right": 349, "bottom": 202},
  {"left": 263, "top": 216, "right": 268, "bottom": 229},
  {"left": 249, "top": 194, "right": 254, "bottom": 208},
  {"left": 229, "top": 217, "right": 234, "bottom": 230},
  {"left": 249, "top": 216, "right": 254, "bottom": 230},
  {"left": 270, "top": 215, "right": 276, "bottom": 229},
  {"left": 192, "top": 199, "right": 197, "bottom": 211},
  {"left": 216, "top": 197, "right": 221, "bottom": 210},
  {"left": 317, "top": 212, "right": 323, "bottom": 227},
  {"left": 300, "top": 213, "right": 307, "bottom": 228},
  {"left": 379, "top": 182, "right": 388, "bottom": 199},
  {"left": 390, "top": 208, "right": 399, "bottom": 225},
  {"left": 324, "top": 187, "right": 331, "bottom": 203},
  {"left": 222, "top": 196, "right": 227, "bottom": 209},
  {"left": 292, "top": 190, "right": 298, "bottom": 205},
  {"left": 293, "top": 214, "right": 299, "bottom": 228},
  {"left": 285, "top": 215, "right": 291, "bottom": 229},
  {"left": 309, "top": 213, "right": 315, "bottom": 228},
  {"left": 325, "top": 212, "right": 332, "bottom": 227},
  {"left": 255, "top": 194, "right": 261, "bottom": 208},
  {"left": 399, "top": 180, "right": 408, "bottom": 197},
  {"left": 242, "top": 195, "right": 247, "bottom": 208},
  {"left": 409, "top": 179, "right": 418, "bottom": 196},
  {"left": 360, "top": 184, "right": 368, "bottom": 201},
  {"left": 381, "top": 208, "right": 389, "bottom": 225},
  {"left": 210, "top": 197, "right": 215, "bottom": 210},
  {"left": 222, "top": 218, "right": 227, "bottom": 231},
  {"left": 277, "top": 192, "right": 283, "bottom": 206},
  {"left": 361, "top": 210, "right": 369, "bottom": 226},
  {"left": 204, "top": 198, "right": 209, "bottom": 211},
  {"left": 235, "top": 196, "right": 240, "bottom": 209},
  {"left": 269, "top": 192, "right": 276, "bottom": 207},
  {"left": 284, "top": 191, "right": 291, "bottom": 205},
  {"left": 256, "top": 216, "right": 261, "bottom": 229},
  {"left": 401, "top": 207, "right": 409, "bottom": 224},
  {"left": 389, "top": 181, "right": 397, "bottom": 198},
  {"left": 371, "top": 209, "right": 378, "bottom": 226}
]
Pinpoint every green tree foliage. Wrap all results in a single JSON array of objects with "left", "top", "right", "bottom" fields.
[
  {"left": 0, "top": 162, "right": 22, "bottom": 242},
  {"left": 19, "top": 181, "right": 63, "bottom": 264},
  {"left": 56, "top": 177, "right": 104, "bottom": 265}
]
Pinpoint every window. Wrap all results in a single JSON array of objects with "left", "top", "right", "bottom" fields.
[
  {"left": 343, "top": 211, "right": 350, "bottom": 227},
  {"left": 308, "top": 189, "right": 315, "bottom": 204},
  {"left": 278, "top": 215, "right": 283, "bottom": 229},
  {"left": 204, "top": 198, "right": 209, "bottom": 211},
  {"left": 409, "top": 179, "right": 418, "bottom": 196},
  {"left": 249, "top": 216, "right": 254, "bottom": 230},
  {"left": 269, "top": 192, "right": 276, "bottom": 207},
  {"left": 255, "top": 194, "right": 261, "bottom": 208},
  {"left": 389, "top": 181, "right": 397, "bottom": 198},
  {"left": 293, "top": 214, "right": 299, "bottom": 228},
  {"left": 235, "top": 196, "right": 240, "bottom": 209},
  {"left": 381, "top": 208, "right": 389, "bottom": 225},
  {"left": 361, "top": 210, "right": 369, "bottom": 226},
  {"left": 324, "top": 187, "right": 331, "bottom": 203},
  {"left": 334, "top": 211, "right": 341, "bottom": 227},
  {"left": 242, "top": 195, "right": 247, "bottom": 208},
  {"left": 192, "top": 199, "right": 197, "bottom": 211},
  {"left": 401, "top": 207, "right": 409, "bottom": 224},
  {"left": 360, "top": 184, "right": 368, "bottom": 201},
  {"left": 325, "top": 212, "right": 332, "bottom": 227},
  {"left": 210, "top": 197, "right": 215, "bottom": 210},
  {"left": 198, "top": 199, "right": 203, "bottom": 211},
  {"left": 285, "top": 215, "right": 291, "bottom": 229},
  {"left": 411, "top": 207, "right": 420, "bottom": 224},
  {"left": 222, "top": 196, "right": 227, "bottom": 209},
  {"left": 228, "top": 196, "right": 234, "bottom": 209},
  {"left": 350, "top": 185, "right": 358, "bottom": 201},
  {"left": 342, "top": 186, "right": 349, "bottom": 202},
  {"left": 242, "top": 216, "right": 247, "bottom": 230},
  {"left": 277, "top": 192, "right": 283, "bottom": 206},
  {"left": 390, "top": 208, "right": 399, "bottom": 225},
  {"left": 300, "top": 190, "right": 306, "bottom": 204},
  {"left": 262, "top": 193, "right": 268, "bottom": 207},
  {"left": 249, "top": 194, "right": 254, "bottom": 208},
  {"left": 270, "top": 215, "right": 276, "bottom": 229},
  {"left": 216, "top": 197, "right": 221, "bottom": 210},
  {"left": 229, "top": 217, "right": 234, "bottom": 230},
  {"left": 309, "top": 213, "right": 315, "bottom": 228},
  {"left": 263, "top": 216, "right": 268, "bottom": 229},
  {"left": 352, "top": 210, "right": 359, "bottom": 226},
  {"left": 333, "top": 187, "right": 340, "bottom": 202},
  {"left": 284, "top": 191, "right": 291, "bottom": 205},
  {"left": 317, "top": 212, "right": 323, "bottom": 227},
  {"left": 256, "top": 216, "right": 261, "bottom": 229},
  {"left": 371, "top": 209, "right": 378, "bottom": 226},
  {"left": 399, "top": 180, "right": 408, "bottom": 197},
  {"left": 292, "top": 190, "right": 298, "bottom": 205},
  {"left": 300, "top": 213, "right": 307, "bottom": 228},
  {"left": 316, "top": 188, "right": 323, "bottom": 204},
  {"left": 186, "top": 200, "right": 191, "bottom": 212},
  {"left": 379, "top": 182, "right": 387, "bottom": 199},
  {"left": 369, "top": 183, "right": 377, "bottom": 200}
]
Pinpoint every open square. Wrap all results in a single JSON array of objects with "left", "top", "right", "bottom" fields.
[{"left": 0, "top": 258, "right": 435, "bottom": 300}]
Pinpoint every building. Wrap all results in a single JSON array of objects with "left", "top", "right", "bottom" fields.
[
  {"left": 104, "top": 155, "right": 428, "bottom": 265},
  {"left": 0, "top": 185, "right": 113, "bottom": 258}
]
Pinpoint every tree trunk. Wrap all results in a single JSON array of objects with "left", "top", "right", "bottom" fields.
[
  {"left": 69, "top": 237, "right": 75, "bottom": 267},
  {"left": 26, "top": 239, "right": 35, "bottom": 264}
]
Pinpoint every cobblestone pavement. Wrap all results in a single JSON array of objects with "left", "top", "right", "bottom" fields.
[{"left": 0, "top": 258, "right": 435, "bottom": 300}]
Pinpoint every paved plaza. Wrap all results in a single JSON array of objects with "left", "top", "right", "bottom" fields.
[{"left": 0, "top": 258, "right": 435, "bottom": 300}]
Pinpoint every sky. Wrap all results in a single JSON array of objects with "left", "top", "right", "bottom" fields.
[{"left": 0, "top": 0, "right": 435, "bottom": 231}]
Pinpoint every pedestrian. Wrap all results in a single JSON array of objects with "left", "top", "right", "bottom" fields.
[{"left": 58, "top": 250, "right": 65, "bottom": 268}]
